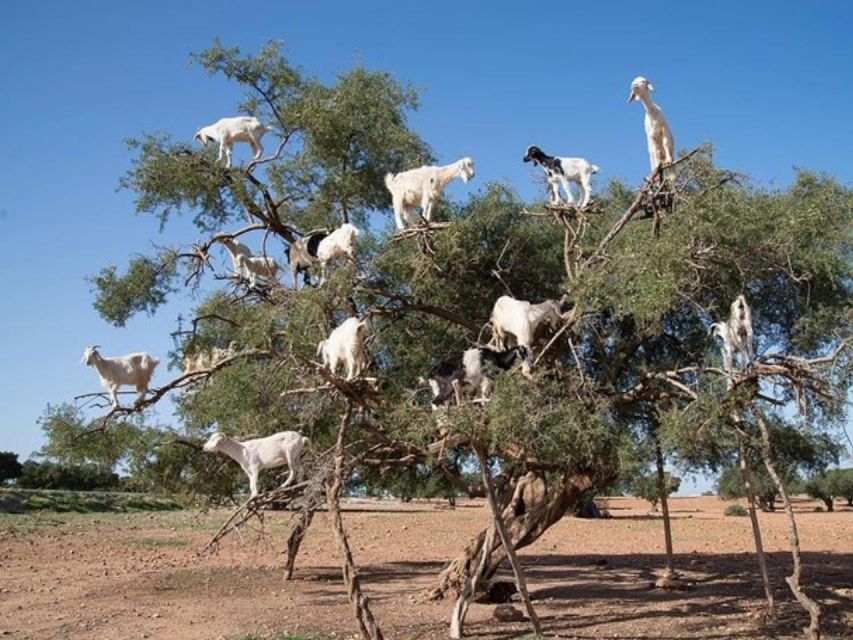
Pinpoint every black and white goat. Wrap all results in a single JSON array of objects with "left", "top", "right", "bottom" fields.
[
  {"left": 284, "top": 230, "right": 328, "bottom": 288},
  {"left": 424, "top": 345, "right": 531, "bottom": 410},
  {"left": 523, "top": 145, "right": 599, "bottom": 208}
]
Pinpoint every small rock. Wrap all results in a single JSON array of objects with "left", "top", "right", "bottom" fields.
[{"left": 493, "top": 604, "right": 525, "bottom": 623}]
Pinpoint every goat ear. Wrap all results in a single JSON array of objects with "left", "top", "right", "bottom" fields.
[{"left": 647, "top": 83, "right": 655, "bottom": 92}]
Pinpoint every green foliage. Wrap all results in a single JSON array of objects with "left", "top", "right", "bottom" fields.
[
  {"left": 724, "top": 503, "right": 748, "bottom": 517},
  {"left": 805, "top": 468, "right": 853, "bottom": 511},
  {"left": 18, "top": 460, "right": 119, "bottom": 491},
  {"left": 0, "top": 489, "right": 182, "bottom": 513},
  {"left": 629, "top": 470, "right": 681, "bottom": 509},
  {"left": 89, "top": 250, "right": 179, "bottom": 326},
  {"left": 0, "top": 452, "right": 22, "bottom": 485},
  {"left": 47, "top": 41, "right": 853, "bottom": 508}
]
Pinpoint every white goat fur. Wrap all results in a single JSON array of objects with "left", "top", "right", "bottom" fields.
[
  {"left": 183, "top": 343, "right": 237, "bottom": 375},
  {"left": 217, "top": 237, "right": 253, "bottom": 278},
  {"left": 628, "top": 77, "right": 675, "bottom": 176},
  {"left": 710, "top": 295, "right": 755, "bottom": 374},
  {"left": 384, "top": 157, "right": 475, "bottom": 230},
  {"left": 81, "top": 346, "right": 160, "bottom": 408},
  {"left": 203, "top": 431, "right": 310, "bottom": 498},
  {"left": 709, "top": 322, "right": 735, "bottom": 376},
  {"left": 316, "top": 223, "right": 360, "bottom": 284},
  {"left": 544, "top": 160, "right": 599, "bottom": 207},
  {"left": 490, "top": 296, "right": 563, "bottom": 351},
  {"left": 729, "top": 295, "right": 754, "bottom": 367},
  {"left": 235, "top": 254, "right": 281, "bottom": 288},
  {"left": 317, "top": 317, "right": 369, "bottom": 380},
  {"left": 194, "top": 116, "right": 273, "bottom": 168}
]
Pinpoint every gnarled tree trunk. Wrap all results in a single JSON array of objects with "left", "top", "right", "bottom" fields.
[{"left": 429, "top": 469, "right": 596, "bottom": 600}]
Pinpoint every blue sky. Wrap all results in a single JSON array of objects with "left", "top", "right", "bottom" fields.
[{"left": 1, "top": 2, "right": 851, "bottom": 491}]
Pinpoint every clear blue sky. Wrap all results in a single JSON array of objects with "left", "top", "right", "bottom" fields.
[{"left": 1, "top": 2, "right": 851, "bottom": 491}]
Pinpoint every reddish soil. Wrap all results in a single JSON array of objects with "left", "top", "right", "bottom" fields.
[{"left": 0, "top": 496, "right": 851, "bottom": 640}]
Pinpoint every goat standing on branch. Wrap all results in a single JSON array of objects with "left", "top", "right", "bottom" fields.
[
  {"left": 182, "top": 342, "right": 237, "bottom": 375},
  {"left": 284, "top": 230, "right": 328, "bottom": 288},
  {"left": 424, "top": 346, "right": 531, "bottom": 409},
  {"left": 81, "top": 345, "right": 160, "bottom": 408},
  {"left": 216, "top": 235, "right": 253, "bottom": 278},
  {"left": 235, "top": 254, "right": 281, "bottom": 288},
  {"left": 628, "top": 76, "right": 675, "bottom": 181},
  {"left": 318, "top": 317, "right": 370, "bottom": 380},
  {"left": 523, "top": 145, "right": 599, "bottom": 208},
  {"left": 710, "top": 294, "right": 755, "bottom": 375},
  {"left": 194, "top": 116, "right": 275, "bottom": 168},
  {"left": 385, "top": 157, "right": 475, "bottom": 230},
  {"left": 203, "top": 431, "right": 310, "bottom": 498},
  {"left": 316, "top": 223, "right": 359, "bottom": 285},
  {"left": 490, "top": 296, "right": 564, "bottom": 356}
]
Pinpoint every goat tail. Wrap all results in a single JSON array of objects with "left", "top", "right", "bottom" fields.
[
  {"left": 384, "top": 172, "right": 395, "bottom": 190},
  {"left": 301, "top": 436, "right": 310, "bottom": 448},
  {"left": 316, "top": 340, "right": 326, "bottom": 357},
  {"left": 591, "top": 164, "right": 600, "bottom": 174}
]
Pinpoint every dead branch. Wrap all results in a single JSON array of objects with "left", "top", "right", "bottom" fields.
[
  {"left": 389, "top": 221, "right": 452, "bottom": 242},
  {"left": 583, "top": 147, "right": 703, "bottom": 270}
]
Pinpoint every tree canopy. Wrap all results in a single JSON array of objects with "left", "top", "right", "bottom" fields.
[{"left": 42, "top": 40, "right": 853, "bottom": 640}]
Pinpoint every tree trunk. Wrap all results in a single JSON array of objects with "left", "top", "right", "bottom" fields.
[
  {"left": 327, "top": 408, "right": 386, "bottom": 640},
  {"left": 430, "top": 470, "right": 595, "bottom": 600},
  {"left": 283, "top": 507, "right": 315, "bottom": 580},
  {"left": 653, "top": 434, "right": 676, "bottom": 578},
  {"left": 449, "top": 524, "right": 497, "bottom": 639},
  {"left": 475, "top": 447, "right": 541, "bottom": 635},
  {"left": 753, "top": 408, "right": 821, "bottom": 640},
  {"left": 737, "top": 431, "right": 776, "bottom": 617}
]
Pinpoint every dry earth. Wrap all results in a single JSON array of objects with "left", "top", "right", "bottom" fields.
[{"left": 0, "top": 496, "right": 851, "bottom": 640}]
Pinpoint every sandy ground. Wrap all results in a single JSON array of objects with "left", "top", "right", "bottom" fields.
[{"left": 0, "top": 496, "right": 851, "bottom": 640}]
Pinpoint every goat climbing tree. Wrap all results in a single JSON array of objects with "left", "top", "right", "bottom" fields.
[{"left": 39, "top": 40, "right": 852, "bottom": 640}]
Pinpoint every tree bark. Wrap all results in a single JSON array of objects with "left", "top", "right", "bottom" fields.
[
  {"left": 653, "top": 433, "right": 676, "bottom": 578},
  {"left": 476, "top": 447, "right": 541, "bottom": 635},
  {"left": 737, "top": 431, "right": 776, "bottom": 617},
  {"left": 430, "top": 470, "right": 596, "bottom": 600},
  {"left": 327, "top": 407, "right": 386, "bottom": 640},
  {"left": 283, "top": 507, "right": 315, "bottom": 581},
  {"left": 450, "top": 524, "right": 497, "bottom": 639},
  {"left": 753, "top": 408, "right": 821, "bottom": 640}
]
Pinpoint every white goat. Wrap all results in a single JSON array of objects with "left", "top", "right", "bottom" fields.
[
  {"left": 203, "top": 431, "right": 310, "bottom": 498},
  {"left": 709, "top": 322, "right": 735, "bottom": 376},
  {"left": 729, "top": 294, "right": 754, "bottom": 368},
  {"left": 424, "top": 346, "right": 532, "bottom": 410},
  {"left": 182, "top": 342, "right": 237, "bottom": 375},
  {"left": 490, "top": 296, "right": 563, "bottom": 352},
  {"left": 628, "top": 77, "right": 675, "bottom": 178},
  {"left": 317, "top": 317, "right": 369, "bottom": 380},
  {"left": 235, "top": 254, "right": 281, "bottom": 288},
  {"left": 385, "top": 157, "right": 475, "bottom": 230},
  {"left": 81, "top": 346, "right": 160, "bottom": 408},
  {"left": 194, "top": 116, "right": 274, "bottom": 168},
  {"left": 710, "top": 295, "right": 755, "bottom": 374},
  {"left": 217, "top": 236, "right": 253, "bottom": 278},
  {"left": 523, "top": 146, "right": 599, "bottom": 208},
  {"left": 316, "top": 223, "right": 360, "bottom": 285}
]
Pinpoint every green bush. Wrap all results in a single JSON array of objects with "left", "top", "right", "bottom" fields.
[{"left": 724, "top": 504, "right": 749, "bottom": 517}]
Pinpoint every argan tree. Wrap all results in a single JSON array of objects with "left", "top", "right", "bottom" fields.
[{"left": 44, "top": 41, "right": 852, "bottom": 640}]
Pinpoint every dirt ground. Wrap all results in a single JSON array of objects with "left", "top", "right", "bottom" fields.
[{"left": 0, "top": 495, "right": 851, "bottom": 640}]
